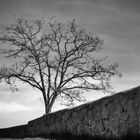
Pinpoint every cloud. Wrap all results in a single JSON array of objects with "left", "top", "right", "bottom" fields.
[
  {"left": 0, "top": 0, "right": 140, "bottom": 109},
  {"left": 85, "top": 0, "right": 140, "bottom": 14},
  {"left": 0, "top": 0, "right": 140, "bottom": 20},
  {"left": 0, "top": 102, "right": 33, "bottom": 112},
  {"left": 110, "top": 0, "right": 140, "bottom": 13}
]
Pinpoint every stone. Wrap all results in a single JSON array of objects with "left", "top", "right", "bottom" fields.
[{"left": 27, "top": 86, "right": 140, "bottom": 138}]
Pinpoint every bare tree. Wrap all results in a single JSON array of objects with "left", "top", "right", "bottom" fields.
[{"left": 0, "top": 18, "right": 121, "bottom": 114}]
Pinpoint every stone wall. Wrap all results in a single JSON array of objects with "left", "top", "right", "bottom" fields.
[
  {"left": 0, "top": 125, "right": 27, "bottom": 138},
  {"left": 27, "top": 86, "right": 140, "bottom": 138}
]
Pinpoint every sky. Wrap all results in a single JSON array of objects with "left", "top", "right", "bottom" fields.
[{"left": 0, "top": 0, "right": 140, "bottom": 128}]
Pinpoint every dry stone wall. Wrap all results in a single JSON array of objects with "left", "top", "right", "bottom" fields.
[{"left": 27, "top": 86, "right": 140, "bottom": 138}]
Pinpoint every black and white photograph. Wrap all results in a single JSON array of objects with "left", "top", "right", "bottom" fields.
[{"left": 0, "top": 0, "right": 140, "bottom": 139}]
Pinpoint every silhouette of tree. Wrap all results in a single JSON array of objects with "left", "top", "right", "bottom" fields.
[{"left": 0, "top": 18, "right": 121, "bottom": 114}]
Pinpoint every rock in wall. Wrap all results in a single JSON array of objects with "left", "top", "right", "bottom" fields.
[{"left": 27, "top": 86, "right": 140, "bottom": 138}]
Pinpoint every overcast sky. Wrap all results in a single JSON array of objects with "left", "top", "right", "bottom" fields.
[{"left": 0, "top": 0, "right": 140, "bottom": 128}]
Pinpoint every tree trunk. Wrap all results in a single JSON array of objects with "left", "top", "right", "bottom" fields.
[
  {"left": 46, "top": 92, "right": 58, "bottom": 114},
  {"left": 45, "top": 98, "right": 56, "bottom": 114},
  {"left": 46, "top": 104, "right": 53, "bottom": 114},
  {"left": 44, "top": 98, "right": 53, "bottom": 114},
  {"left": 41, "top": 91, "right": 50, "bottom": 114},
  {"left": 45, "top": 105, "right": 50, "bottom": 114},
  {"left": 43, "top": 91, "right": 57, "bottom": 114}
]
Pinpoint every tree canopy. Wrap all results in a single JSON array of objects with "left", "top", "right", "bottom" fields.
[{"left": 0, "top": 18, "right": 121, "bottom": 114}]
